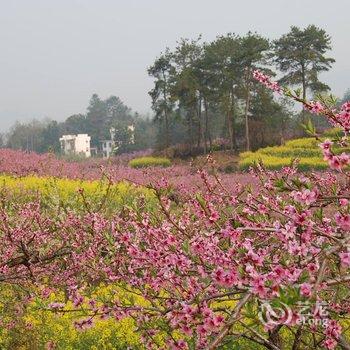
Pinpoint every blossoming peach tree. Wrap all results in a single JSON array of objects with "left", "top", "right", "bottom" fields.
[{"left": 1, "top": 72, "right": 350, "bottom": 349}]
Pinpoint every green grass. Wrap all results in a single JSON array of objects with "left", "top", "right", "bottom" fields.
[{"left": 129, "top": 156, "right": 171, "bottom": 168}]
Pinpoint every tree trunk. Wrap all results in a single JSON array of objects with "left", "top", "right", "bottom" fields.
[
  {"left": 197, "top": 94, "right": 202, "bottom": 149},
  {"left": 268, "top": 325, "right": 283, "bottom": 349},
  {"left": 188, "top": 110, "right": 194, "bottom": 155},
  {"left": 301, "top": 64, "right": 307, "bottom": 124},
  {"left": 164, "top": 112, "right": 169, "bottom": 149},
  {"left": 280, "top": 119, "right": 286, "bottom": 145},
  {"left": 163, "top": 86, "right": 170, "bottom": 149},
  {"left": 230, "top": 91, "right": 237, "bottom": 152},
  {"left": 204, "top": 97, "right": 210, "bottom": 153},
  {"left": 244, "top": 84, "right": 251, "bottom": 151},
  {"left": 227, "top": 110, "right": 234, "bottom": 152}
]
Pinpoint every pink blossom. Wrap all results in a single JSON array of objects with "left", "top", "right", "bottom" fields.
[
  {"left": 48, "top": 302, "right": 65, "bottom": 310},
  {"left": 335, "top": 212, "right": 350, "bottom": 231},
  {"left": 300, "top": 283, "right": 312, "bottom": 297},
  {"left": 209, "top": 210, "right": 220, "bottom": 223},
  {"left": 323, "top": 338, "right": 338, "bottom": 350},
  {"left": 320, "top": 140, "right": 333, "bottom": 151},
  {"left": 305, "top": 101, "right": 325, "bottom": 114},
  {"left": 339, "top": 198, "right": 349, "bottom": 206},
  {"left": 291, "top": 188, "right": 318, "bottom": 205},
  {"left": 252, "top": 70, "right": 282, "bottom": 93},
  {"left": 339, "top": 251, "right": 350, "bottom": 267},
  {"left": 326, "top": 320, "right": 342, "bottom": 339}
]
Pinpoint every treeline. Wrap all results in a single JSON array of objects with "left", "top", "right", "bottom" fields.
[
  {"left": 0, "top": 25, "right": 339, "bottom": 157},
  {"left": 148, "top": 25, "right": 335, "bottom": 154},
  {"left": 3, "top": 94, "right": 156, "bottom": 155}
]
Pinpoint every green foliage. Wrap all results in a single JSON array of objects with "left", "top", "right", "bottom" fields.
[
  {"left": 148, "top": 49, "right": 175, "bottom": 149},
  {"left": 129, "top": 156, "right": 171, "bottom": 168},
  {"left": 301, "top": 118, "right": 317, "bottom": 136},
  {"left": 148, "top": 32, "right": 295, "bottom": 154},
  {"left": 274, "top": 25, "right": 335, "bottom": 99},
  {"left": 6, "top": 119, "right": 61, "bottom": 153},
  {"left": 4, "top": 95, "right": 157, "bottom": 155},
  {"left": 62, "top": 114, "right": 87, "bottom": 135}
]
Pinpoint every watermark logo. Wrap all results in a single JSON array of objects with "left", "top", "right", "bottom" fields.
[
  {"left": 258, "top": 301, "right": 329, "bottom": 328},
  {"left": 258, "top": 301, "right": 293, "bottom": 327}
]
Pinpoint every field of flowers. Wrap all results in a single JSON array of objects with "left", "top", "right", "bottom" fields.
[
  {"left": 0, "top": 160, "right": 159, "bottom": 349},
  {"left": 0, "top": 72, "right": 350, "bottom": 350},
  {"left": 239, "top": 129, "right": 350, "bottom": 171},
  {"left": 0, "top": 149, "right": 254, "bottom": 349}
]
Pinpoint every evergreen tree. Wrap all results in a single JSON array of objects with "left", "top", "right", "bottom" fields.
[{"left": 274, "top": 25, "right": 335, "bottom": 123}]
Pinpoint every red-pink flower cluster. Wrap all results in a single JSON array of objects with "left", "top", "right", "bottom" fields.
[
  {"left": 304, "top": 100, "right": 325, "bottom": 114},
  {"left": 335, "top": 102, "right": 350, "bottom": 132},
  {"left": 252, "top": 70, "right": 282, "bottom": 93},
  {"left": 320, "top": 140, "right": 350, "bottom": 171}
]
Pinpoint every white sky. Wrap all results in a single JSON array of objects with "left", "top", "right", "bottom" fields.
[{"left": 0, "top": 0, "right": 349, "bottom": 131}]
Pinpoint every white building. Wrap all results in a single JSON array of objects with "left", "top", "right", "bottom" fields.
[
  {"left": 59, "top": 134, "right": 91, "bottom": 157},
  {"left": 128, "top": 125, "right": 135, "bottom": 144},
  {"left": 110, "top": 125, "right": 135, "bottom": 145},
  {"left": 100, "top": 125, "right": 135, "bottom": 158},
  {"left": 100, "top": 140, "right": 114, "bottom": 158}
]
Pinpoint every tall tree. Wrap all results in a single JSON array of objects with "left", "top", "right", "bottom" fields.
[
  {"left": 237, "top": 33, "right": 270, "bottom": 150},
  {"left": 0, "top": 133, "right": 4, "bottom": 148},
  {"left": 195, "top": 46, "right": 214, "bottom": 153},
  {"left": 171, "top": 38, "right": 203, "bottom": 154},
  {"left": 274, "top": 25, "right": 335, "bottom": 121},
  {"left": 7, "top": 120, "right": 44, "bottom": 152},
  {"left": 148, "top": 49, "right": 175, "bottom": 149},
  {"left": 38, "top": 120, "right": 61, "bottom": 153},
  {"left": 86, "top": 94, "right": 108, "bottom": 146},
  {"left": 205, "top": 33, "right": 241, "bottom": 152},
  {"left": 63, "top": 114, "right": 87, "bottom": 135},
  {"left": 249, "top": 87, "right": 293, "bottom": 149},
  {"left": 105, "top": 95, "right": 132, "bottom": 125}
]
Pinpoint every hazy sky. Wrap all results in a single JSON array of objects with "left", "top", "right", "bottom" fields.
[{"left": 0, "top": 0, "right": 349, "bottom": 131}]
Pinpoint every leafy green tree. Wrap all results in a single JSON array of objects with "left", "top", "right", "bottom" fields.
[
  {"left": 195, "top": 44, "right": 216, "bottom": 153},
  {"left": 0, "top": 133, "right": 5, "bottom": 148},
  {"left": 105, "top": 96, "right": 132, "bottom": 125},
  {"left": 274, "top": 25, "right": 335, "bottom": 121},
  {"left": 111, "top": 122, "right": 134, "bottom": 154},
  {"left": 6, "top": 120, "right": 44, "bottom": 152},
  {"left": 62, "top": 114, "right": 87, "bottom": 135},
  {"left": 170, "top": 37, "right": 203, "bottom": 154},
  {"left": 205, "top": 33, "right": 241, "bottom": 152},
  {"left": 132, "top": 116, "right": 157, "bottom": 151},
  {"left": 148, "top": 49, "right": 175, "bottom": 149},
  {"left": 237, "top": 33, "right": 270, "bottom": 150},
  {"left": 86, "top": 94, "right": 109, "bottom": 146},
  {"left": 249, "top": 87, "right": 294, "bottom": 149},
  {"left": 37, "top": 120, "right": 61, "bottom": 153}
]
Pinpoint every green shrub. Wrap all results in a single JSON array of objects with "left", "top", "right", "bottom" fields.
[
  {"left": 323, "top": 127, "right": 343, "bottom": 137},
  {"left": 129, "top": 156, "right": 171, "bottom": 168}
]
